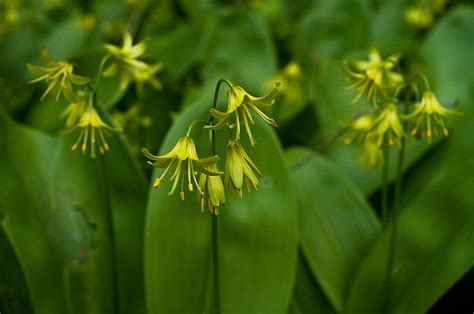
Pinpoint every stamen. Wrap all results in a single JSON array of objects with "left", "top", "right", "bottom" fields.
[
  {"left": 168, "top": 161, "right": 182, "bottom": 196},
  {"left": 187, "top": 160, "right": 193, "bottom": 191},
  {"left": 235, "top": 110, "right": 241, "bottom": 141},
  {"left": 82, "top": 126, "right": 89, "bottom": 155},
  {"left": 241, "top": 108, "right": 256, "bottom": 146},
  {"left": 180, "top": 191, "right": 185, "bottom": 200},
  {"left": 153, "top": 179, "right": 161, "bottom": 187}
]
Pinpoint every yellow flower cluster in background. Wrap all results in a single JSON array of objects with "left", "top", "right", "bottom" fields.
[
  {"left": 405, "top": 0, "right": 448, "bottom": 30},
  {"left": 342, "top": 47, "right": 461, "bottom": 169},
  {"left": 103, "top": 31, "right": 162, "bottom": 92},
  {"left": 27, "top": 31, "right": 163, "bottom": 159}
]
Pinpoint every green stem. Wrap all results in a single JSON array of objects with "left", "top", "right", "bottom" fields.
[
  {"left": 381, "top": 148, "right": 390, "bottom": 226},
  {"left": 207, "top": 79, "right": 228, "bottom": 314},
  {"left": 382, "top": 102, "right": 408, "bottom": 313},
  {"left": 211, "top": 214, "right": 220, "bottom": 314},
  {"left": 99, "top": 156, "right": 120, "bottom": 314},
  {"left": 94, "top": 54, "right": 111, "bottom": 91}
]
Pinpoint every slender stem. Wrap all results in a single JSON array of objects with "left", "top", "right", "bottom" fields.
[
  {"left": 207, "top": 79, "right": 228, "bottom": 314},
  {"left": 381, "top": 147, "right": 390, "bottom": 226},
  {"left": 382, "top": 102, "right": 409, "bottom": 313},
  {"left": 99, "top": 156, "right": 120, "bottom": 314},
  {"left": 211, "top": 214, "right": 220, "bottom": 314},
  {"left": 94, "top": 54, "right": 111, "bottom": 90}
]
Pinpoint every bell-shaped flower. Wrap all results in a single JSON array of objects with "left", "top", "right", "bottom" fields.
[
  {"left": 68, "top": 107, "right": 121, "bottom": 158},
  {"left": 403, "top": 91, "right": 462, "bottom": 141},
  {"left": 344, "top": 47, "right": 404, "bottom": 105},
  {"left": 207, "top": 82, "right": 280, "bottom": 146},
  {"left": 198, "top": 164, "right": 226, "bottom": 215},
  {"left": 142, "top": 136, "right": 222, "bottom": 200},
  {"left": 224, "top": 140, "right": 262, "bottom": 197},
  {"left": 27, "top": 48, "right": 90, "bottom": 101}
]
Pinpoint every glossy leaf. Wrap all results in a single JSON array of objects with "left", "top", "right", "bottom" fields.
[
  {"left": 344, "top": 160, "right": 474, "bottom": 314},
  {"left": 288, "top": 148, "right": 381, "bottom": 311}
]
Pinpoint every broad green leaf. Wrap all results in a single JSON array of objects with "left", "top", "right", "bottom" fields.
[
  {"left": 145, "top": 88, "right": 297, "bottom": 314},
  {"left": 148, "top": 22, "right": 206, "bottom": 80},
  {"left": 288, "top": 148, "right": 381, "bottom": 311},
  {"left": 344, "top": 158, "right": 474, "bottom": 313},
  {"left": 0, "top": 110, "right": 146, "bottom": 314},
  {"left": 0, "top": 229, "right": 33, "bottom": 314},
  {"left": 422, "top": 6, "right": 474, "bottom": 105},
  {"left": 0, "top": 111, "right": 78, "bottom": 314},
  {"left": 288, "top": 250, "right": 336, "bottom": 314},
  {"left": 201, "top": 9, "right": 277, "bottom": 88}
]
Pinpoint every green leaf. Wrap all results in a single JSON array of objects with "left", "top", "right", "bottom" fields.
[
  {"left": 0, "top": 228, "right": 33, "bottom": 314},
  {"left": 288, "top": 250, "right": 336, "bottom": 314},
  {"left": 0, "top": 110, "right": 147, "bottom": 314},
  {"left": 288, "top": 148, "right": 381, "bottom": 311},
  {"left": 201, "top": 9, "right": 277, "bottom": 88},
  {"left": 145, "top": 87, "right": 298, "bottom": 314},
  {"left": 344, "top": 161, "right": 474, "bottom": 314}
]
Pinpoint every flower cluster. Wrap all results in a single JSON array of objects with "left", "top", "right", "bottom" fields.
[
  {"left": 143, "top": 79, "right": 280, "bottom": 214},
  {"left": 342, "top": 47, "right": 461, "bottom": 169},
  {"left": 103, "top": 31, "right": 162, "bottom": 92},
  {"left": 27, "top": 31, "right": 162, "bottom": 158},
  {"left": 405, "top": 0, "right": 447, "bottom": 30}
]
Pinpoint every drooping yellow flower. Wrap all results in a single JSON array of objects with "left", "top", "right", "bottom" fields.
[
  {"left": 272, "top": 61, "right": 303, "bottom": 107},
  {"left": 371, "top": 104, "right": 405, "bottom": 147},
  {"left": 225, "top": 140, "right": 262, "bottom": 197},
  {"left": 199, "top": 164, "right": 226, "bottom": 215},
  {"left": 344, "top": 47, "right": 404, "bottom": 105},
  {"left": 403, "top": 91, "right": 462, "bottom": 140},
  {"left": 103, "top": 31, "right": 162, "bottom": 90},
  {"left": 358, "top": 137, "right": 385, "bottom": 169},
  {"left": 69, "top": 107, "right": 121, "bottom": 158},
  {"left": 207, "top": 82, "right": 280, "bottom": 146},
  {"left": 142, "top": 136, "right": 222, "bottom": 200},
  {"left": 27, "top": 48, "right": 90, "bottom": 101},
  {"left": 60, "top": 91, "right": 88, "bottom": 128},
  {"left": 343, "top": 113, "right": 375, "bottom": 145}
]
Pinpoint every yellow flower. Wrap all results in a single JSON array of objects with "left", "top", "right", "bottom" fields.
[
  {"left": 208, "top": 82, "right": 280, "bottom": 146},
  {"left": 405, "top": 6, "right": 434, "bottom": 29},
  {"left": 343, "top": 113, "right": 375, "bottom": 145},
  {"left": 133, "top": 63, "right": 163, "bottom": 93},
  {"left": 61, "top": 91, "right": 88, "bottom": 128},
  {"left": 225, "top": 140, "right": 262, "bottom": 197},
  {"left": 358, "top": 137, "right": 385, "bottom": 169},
  {"left": 142, "top": 136, "right": 222, "bottom": 200},
  {"left": 273, "top": 61, "right": 303, "bottom": 107},
  {"left": 344, "top": 47, "right": 404, "bottom": 105},
  {"left": 403, "top": 91, "right": 462, "bottom": 140},
  {"left": 199, "top": 164, "right": 226, "bottom": 215},
  {"left": 371, "top": 104, "right": 405, "bottom": 147},
  {"left": 103, "top": 31, "right": 162, "bottom": 90},
  {"left": 27, "top": 48, "right": 90, "bottom": 101},
  {"left": 69, "top": 107, "right": 121, "bottom": 158}
]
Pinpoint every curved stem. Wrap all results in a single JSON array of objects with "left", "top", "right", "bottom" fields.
[
  {"left": 94, "top": 54, "right": 111, "bottom": 91},
  {"left": 185, "top": 120, "right": 208, "bottom": 136},
  {"left": 208, "top": 78, "right": 228, "bottom": 314}
]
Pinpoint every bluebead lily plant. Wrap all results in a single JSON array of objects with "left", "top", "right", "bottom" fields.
[{"left": 342, "top": 46, "right": 462, "bottom": 312}]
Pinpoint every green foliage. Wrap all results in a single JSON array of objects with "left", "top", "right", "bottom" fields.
[{"left": 1, "top": 0, "right": 473, "bottom": 313}]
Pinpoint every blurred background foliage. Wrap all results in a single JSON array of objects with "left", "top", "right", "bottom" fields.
[{"left": 0, "top": 0, "right": 473, "bottom": 313}]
